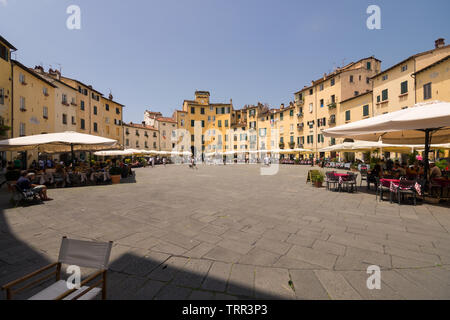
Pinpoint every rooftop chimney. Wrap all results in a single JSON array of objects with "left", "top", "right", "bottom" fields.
[
  {"left": 109, "top": 93, "right": 113, "bottom": 100},
  {"left": 435, "top": 38, "right": 445, "bottom": 49},
  {"left": 34, "top": 66, "right": 44, "bottom": 74},
  {"left": 280, "top": 103, "right": 285, "bottom": 110},
  {"left": 48, "top": 68, "right": 61, "bottom": 80}
]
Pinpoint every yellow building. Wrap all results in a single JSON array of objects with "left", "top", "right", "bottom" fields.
[
  {"left": 0, "top": 35, "right": 16, "bottom": 141},
  {"left": 338, "top": 91, "right": 374, "bottom": 161},
  {"left": 174, "top": 91, "right": 234, "bottom": 158},
  {"left": 33, "top": 66, "right": 78, "bottom": 133},
  {"left": 413, "top": 54, "right": 450, "bottom": 103},
  {"left": 101, "top": 95, "right": 124, "bottom": 146},
  {"left": 372, "top": 38, "right": 450, "bottom": 115},
  {"left": 10, "top": 60, "right": 57, "bottom": 167},
  {"left": 123, "top": 122, "right": 159, "bottom": 150},
  {"left": 294, "top": 56, "right": 381, "bottom": 158},
  {"left": 59, "top": 76, "right": 124, "bottom": 146}
]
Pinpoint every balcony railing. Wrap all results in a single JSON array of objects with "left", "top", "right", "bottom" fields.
[
  {"left": 297, "top": 112, "right": 304, "bottom": 118},
  {"left": 328, "top": 102, "right": 337, "bottom": 110},
  {"left": 297, "top": 123, "right": 304, "bottom": 130}
]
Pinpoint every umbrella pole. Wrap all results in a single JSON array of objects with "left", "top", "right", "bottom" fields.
[
  {"left": 71, "top": 144, "right": 75, "bottom": 167},
  {"left": 424, "top": 129, "right": 431, "bottom": 186}
]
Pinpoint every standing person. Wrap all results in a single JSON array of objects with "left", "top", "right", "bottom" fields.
[
  {"left": 38, "top": 159, "right": 45, "bottom": 170},
  {"left": 151, "top": 156, "right": 155, "bottom": 168},
  {"left": 190, "top": 156, "right": 197, "bottom": 170},
  {"left": 163, "top": 157, "right": 167, "bottom": 167},
  {"left": 14, "top": 157, "right": 22, "bottom": 170}
]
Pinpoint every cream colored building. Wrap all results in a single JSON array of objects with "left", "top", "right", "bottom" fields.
[
  {"left": 372, "top": 38, "right": 450, "bottom": 115},
  {"left": 294, "top": 56, "right": 381, "bottom": 158},
  {"left": 123, "top": 122, "right": 159, "bottom": 150},
  {"left": 413, "top": 54, "right": 450, "bottom": 103},
  {"left": 59, "top": 76, "right": 124, "bottom": 146},
  {"left": 144, "top": 111, "right": 177, "bottom": 152}
]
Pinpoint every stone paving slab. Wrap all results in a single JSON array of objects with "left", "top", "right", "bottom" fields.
[{"left": 1, "top": 164, "right": 450, "bottom": 300}]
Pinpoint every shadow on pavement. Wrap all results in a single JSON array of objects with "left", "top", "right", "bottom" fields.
[{"left": 0, "top": 187, "right": 284, "bottom": 300}]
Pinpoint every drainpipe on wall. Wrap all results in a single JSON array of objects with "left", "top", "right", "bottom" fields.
[{"left": 10, "top": 60, "right": 14, "bottom": 139}]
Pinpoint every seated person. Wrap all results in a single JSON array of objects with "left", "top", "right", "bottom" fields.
[
  {"left": 16, "top": 171, "right": 52, "bottom": 201},
  {"left": 406, "top": 163, "right": 419, "bottom": 176},
  {"left": 429, "top": 162, "right": 442, "bottom": 179},
  {"left": 367, "top": 163, "right": 382, "bottom": 185},
  {"left": 393, "top": 163, "right": 406, "bottom": 178}
]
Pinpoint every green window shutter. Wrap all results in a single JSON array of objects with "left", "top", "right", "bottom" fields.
[
  {"left": 382, "top": 89, "right": 388, "bottom": 101},
  {"left": 401, "top": 81, "right": 408, "bottom": 94},
  {"left": 363, "top": 105, "right": 369, "bottom": 117}
]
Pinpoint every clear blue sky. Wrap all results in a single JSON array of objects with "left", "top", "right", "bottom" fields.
[{"left": 1, "top": 0, "right": 449, "bottom": 123}]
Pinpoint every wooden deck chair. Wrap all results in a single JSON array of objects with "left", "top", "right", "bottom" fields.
[{"left": 2, "top": 237, "right": 113, "bottom": 300}]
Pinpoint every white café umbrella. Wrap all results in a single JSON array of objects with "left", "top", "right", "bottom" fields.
[
  {"left": 94, "top": 149, "right": 144, "bottom": 156},
  {"left": 322, "top": 101, "right": 450, "bottom": 144},
  {"left": 322, "top": 101, "right": 450, "bottom": 180},
  {"left": 319, "top": 141, "right": 414, "bottom": 153},
  {"left": 0, "top": 131, "right": 118, "bottom": 153},
  {"left": 0, "top": 131, "right": 118, "bottom": 165}
]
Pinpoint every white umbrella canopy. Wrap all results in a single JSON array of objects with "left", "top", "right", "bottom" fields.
[
  {"left": 322, "top": 101, "right": 450, "bottom": 144},
  {"left": 279, "top": 148, "right": 312, "bottom": 154},
  {"left": 319, "top": 142, "right": 356, "bottom": 152},
  {"left": 94, "top": 149, "right": 145, "bottom": 156},
  {"left": 319, "top": 140, "right": 427, "bottom": 153},
  {"left": 292, "top": 148, "right": 313, "bottom": 153},
  {"left": 322, "top": 101, "right": 450, "bottom": 181},
  {"left": 0, "top": 131, "right": 118, "bottom": 153}
]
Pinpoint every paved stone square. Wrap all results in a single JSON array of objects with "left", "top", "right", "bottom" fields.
[{"left": 1, "top": 164, "right": 450, "bottom": 300}]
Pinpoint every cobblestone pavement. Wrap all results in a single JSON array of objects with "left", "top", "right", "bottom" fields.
[{"left": 1, "top": 164, "right": 450, "bottom": 300}]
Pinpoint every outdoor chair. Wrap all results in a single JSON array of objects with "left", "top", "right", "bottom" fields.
[
  {"left": 1, "top": 236, "right": 113, "bottom": 300},
  {"left": 397, "top": 179, "right": 417, "bottom": 206},
  {"left": 325, "top": 171, "right": 339, "bottom": 191},
  {"left": 343, "top": 173, "right": 358, "bottom": 193},
  {"left": 360, "top": 168, "right": 368, "bottom": 187},
  {"left": 375, "top": 177, "right": 390, "bottom": 202},
  {"left": 53, "top": 173, "right": 65, "bottom": 188},
  {"left": 9, "top": 183, "right": 41, "bottom": 207}
]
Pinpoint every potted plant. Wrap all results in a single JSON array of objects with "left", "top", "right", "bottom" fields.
[
  {"left": 109, "top": 166, "right": 122, "bottom": 184},
  {"left": 313, "top": 171, "right": 325, "bottom": 188}
]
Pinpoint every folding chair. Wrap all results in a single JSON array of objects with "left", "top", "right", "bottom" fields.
[
  {"left": 2, "top": 237, "right": 113, "bottom": 300},
  {"left": 397, "top": 179, "right": 417, "bottom": 206}
]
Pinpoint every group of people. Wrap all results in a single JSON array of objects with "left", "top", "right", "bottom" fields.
[{"left": 367, "top": 159, "right": 446, "bottom": 183}]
